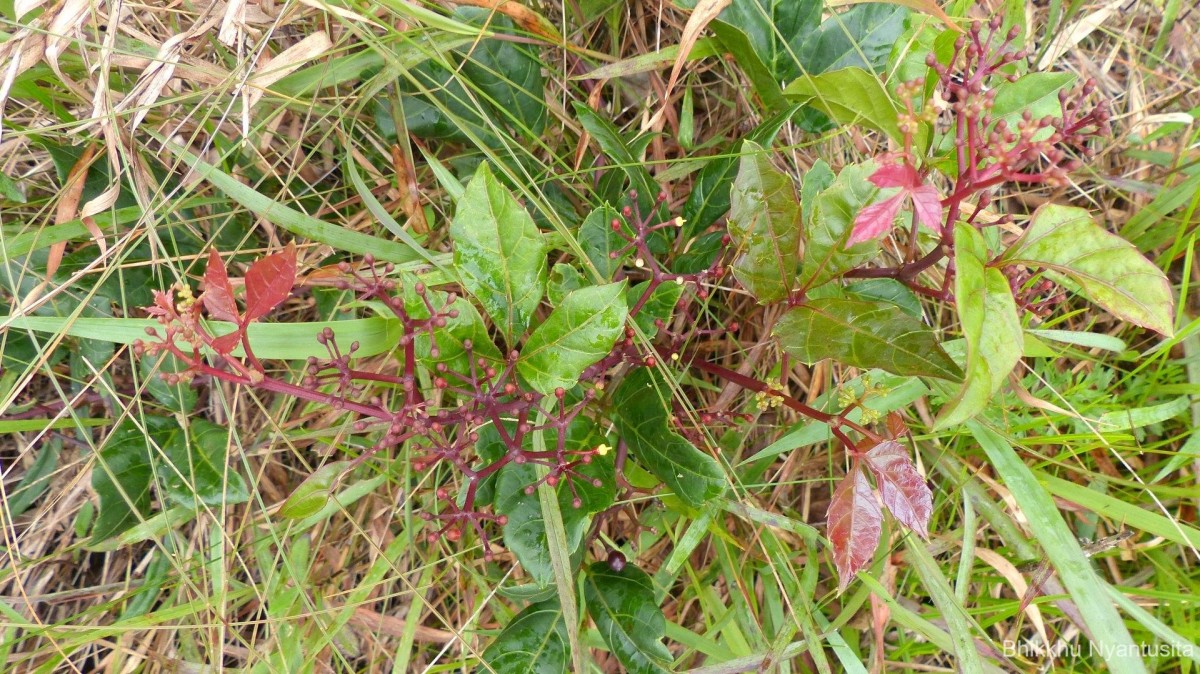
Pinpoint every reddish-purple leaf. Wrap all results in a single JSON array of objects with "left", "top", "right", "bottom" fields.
[
  {"left": 849, "top": 162, "right": 945, "bottom": 247},
  {"left": 848, "top": 192, "right": 905, "bottom": 246},
  {"left": 211, "top": 329, "right": 242, "bottom": 355},
  {"left": 827, "top": 466, "right": 882, "bottom": 592},
  {"left": 910, "top": 185, "right": 944, "bottom": 233},
  {"left": 243, "top": 243, "right": 297, "bottom": 323},
  {"left": 202, "top": 249, "right": 240, "bottom": 323},
  {"left": 863, "top": 440, "right": 932, "bottom": 539},
  {"left": 868, "top": 162, "right": 920, "bottom": 189}
]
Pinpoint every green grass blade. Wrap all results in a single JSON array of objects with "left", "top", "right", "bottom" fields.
[
  {"left": 969, "top": 421, "right": 1149, "bottom": 674},
  {"left": 1, "top": 315, "right": 401, "bottom": 359}
]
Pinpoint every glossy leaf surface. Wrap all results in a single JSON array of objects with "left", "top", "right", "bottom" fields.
[
  {"left": 575, "top": 103, "right": 659, "bottom": 214},
  {"left": 784, "top": 68, "right": 902, "bottom": 140},
  {"left": 496, "top": 422, "right": 616, "bottom": 585},
  {"left": 1001, "top": 204, "right": 1174, "bottom": 336},
  {"left": 518, "top": 282, "right": 628, "bottom": 396},
  {"left": 91, "top": 418, "right": 168, "bottom": 541},
  {"left": 727, "top": 141, "right": 802, "bottom": 303},
  {"left": 775, "top": 297, "right": 960, "bottom": 380},
  {"left": 279, "top": 461, "right": 348, "bottom": 519},
  {"left": 797, "top": 162, "right": 881, "bottom": 291},
  {"left": 796, "top": 4, "right": 908, "bottom": 73},
  {"left": 862, "top": 440, "right": 931, "bottom": 538},
  {"left": 450, "top": 162, "right": 548, "bottom": 345},
  {"left": 402, "top": 280, "right": 502, "bottom": 375},
  {"left": 936, "top": 224, "right": 1022, "bottom": 428},
  {"left": 159, "top": 420, "right": 249, "bottom": 509},
  {"left": 578, "top": 204, "right": 627, "bottom": 280},
  {"left": 455, "top": 8, "right": 547, "bottom": 135},
  {"left": 584, "top": 562, "right": 673, "bottom": 674},
  {"left": 243, "top": 243, "right": 296, "bottom": 322},
  {"left": 681, "top": 106, "right": 795, "bottom": 236},
  {"left": 480, "top": 599, "right": 570, "bottom": 674},
  {"left": 827, "top": 465, "right": 881, "bottom": 592},
  {"left": 628, "top": 280, "right": 683, "bottom": 337},
  {"left": 612, "top": 368, "right": 725, "bottom": 507},
  {"left": 202, "top": 249, "right": 239, "bottom": 322}
]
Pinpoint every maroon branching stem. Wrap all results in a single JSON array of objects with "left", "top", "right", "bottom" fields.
[
  {"left": 681, "top": 353, "right": 880, "bottom": 450},
  {"left": 610, "top": 189, "right": 727, "bottom": 320},
  {"left": 132, "top": 34, "right": 1112, "bottom": 554},
  {"left": 845, "top": 17, "right": 1109, "bottom": 290}
]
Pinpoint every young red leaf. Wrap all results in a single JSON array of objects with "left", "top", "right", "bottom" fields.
[
  {"left": 848, "top": 161, "right": 944, "bottom": 247},
  {"left": 863, "top": 440, "right": 932, "bottom": 539},
  {"left": 867, "top": 162, "right": 920, "bottom": 189},
  {"left": 909, "top": 185, "right": 943, "bottom": 232},
  {"left": 242, "top": 243, "right": 297, "bottom": 323},
  {"left": 202, "top": 250, "right": 240, "bottom": 323},
  {"left": 211, "top": 330, "right": 243, "bottom": 355},
  {"left": 848, "top": 192, "right": 905, "bottom": 246},
  {"left": 827, "top": 465, "right": 882, "bottom": 593}
]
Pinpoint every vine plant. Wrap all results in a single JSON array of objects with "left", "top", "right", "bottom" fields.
[{"left": 133, "top": 18, "right": 1173, "bottom": 672}]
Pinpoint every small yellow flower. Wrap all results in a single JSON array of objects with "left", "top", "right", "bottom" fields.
[
  {"left": 175, "top": 283, "right": 197, "bottom": 313},
  {"left": 595, "top": 443, "right": 612, "bottom": 457}
]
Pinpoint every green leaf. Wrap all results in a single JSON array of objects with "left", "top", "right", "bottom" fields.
[
  {"left": 574, "top": 102, "right": 659, "bottom": 214},
  {"left": 91, "top": 418, "right": 170, "bottom": 541},
  {"left": 480, "top": 599, "right": 569, "bottom": 674},
  {"left": 784, "top": 68, "right": 902, "bottom": 141},
  {"left": 845, "top": 278, "right": 922, "bottom": 317},
  {"left": 391, "top": 56, "right": 496, "bottom": 143},
  {"left": 935, "top": 224, "right": 1022, "bottom": 428},
  {"left": 548, "top": 263, "right": 587, "bottom": 306},
  {"left": 800, "top": 159, "right": 835, "bottom": 230},
  {"left": 0, "top": 170, "right": 26, "bottom": 203},
  {"left": 797, "top": 163, "right": 882, "bottom": 291},
  {"left": 402, "top": 279, "right": 502, "bottom": 374},
  {"left": 159, "top": 420, "right": 249, "bottom": 509},
  {"left": 680, "top": 105, "right": 797, "bottom": 236},
  {"left": 727, "top": 141, "right": 802, "bottom": 303},
  {"left": 1000, "top": 204, "right": 1175, "bottom": 336},
  {"left": 584, "top": 562, "right": 673, "bottom": 674},
  {"left": 495, "top": 422, "right": 614, "bottom": 585},
  {"left": 497, "top": 463, "right": 572, "bottom": 586},
  {"left": 706, "top": 21, "right": 790, "bottom": 112},
  {"left": 673, "top": 230, "right": 726, "bottom": 274},
  {"left": 455, "top": 8, "right": 547, "bottom": 136},
  {"left": 2, "top": 315, "right": 403, "bottom": 360},
  {"left": 1097, "top": 396, "right": 1190, "bottom": 431},
  {"left": 612, "top": 369, "right": 725, "bottom": 507},
  {"left": 628, "top": 280, "right": 683, "bottom": 337},
  {"left": 683, "top": 0, "right": 822, "bottom": 82},
  {"left": 796, "top": 4, "right": 908, "bottom": 74},
  {"left": 6, "top": 439, "right": 60, "bottom": 519},
  {"left": 774, "top": 297, "right": 961, "bottom": 380},
  {"left": 989, "top": 72, "right": 1074, "bottom": 124},
  {"left": 578, "top": 204, "right": 627, "bottom": 280},
  {"left": 279, "top": 461, "right": 349, "bottom": 519},
  {"left": 450, "top": 162, "right": 549, "bottom": 345},
  {"left": 140, "top": 351, "right": 197, "bottom": 413},
  {"left": 518, "top": 282, "right": 628, "bottom": 396}
]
